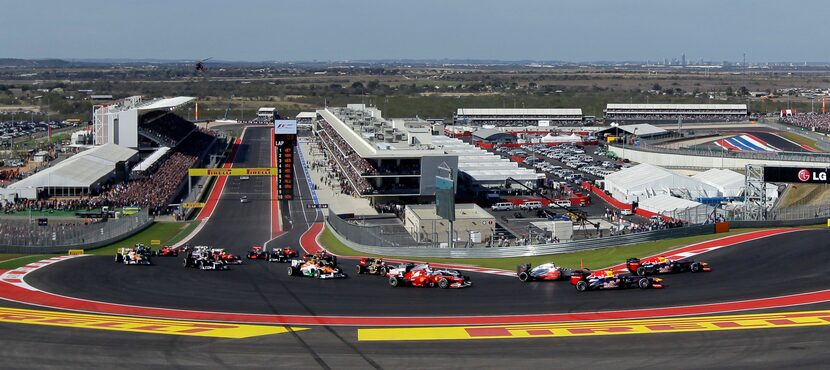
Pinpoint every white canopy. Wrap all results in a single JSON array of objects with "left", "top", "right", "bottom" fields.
[{"left": 604, "top": 163, "right": 719, "bottom": 203}]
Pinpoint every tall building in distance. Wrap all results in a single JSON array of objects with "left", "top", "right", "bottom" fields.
[{"left": 682, "top": 53, "right": 686, "bottom": 66}]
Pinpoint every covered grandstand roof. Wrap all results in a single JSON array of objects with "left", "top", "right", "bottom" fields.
[
  {"left": 296, "top": 112, "right": 317, "bottom": 119},
  {"left": 456, "top": 108, "right": 583, "bottom": 116},
  {"left": 596, "top": 123, "right": 668, "bottom": 137},
  {"left": 605, "top": 104, "right": 747, "bottom": 111},
  {"left": 132, "top": 147, "right": 170, "bottom": 173},
  {"left": 8, "top": 144, "right": 137, "bottom": 190},
  {"left": 138, "top": 97, "right": 195, "bottom": 111}
]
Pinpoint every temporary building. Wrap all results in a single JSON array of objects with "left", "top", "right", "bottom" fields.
[
  {"left": 604, "top": 163, "right": 719, "bottom": 203},
  {"left": 637, "top": 194, "right": 721, "bottom": 224}
]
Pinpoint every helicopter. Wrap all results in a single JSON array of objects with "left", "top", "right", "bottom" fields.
[{"left": 194, "top": 57, "right": 212, "bottom": 72}]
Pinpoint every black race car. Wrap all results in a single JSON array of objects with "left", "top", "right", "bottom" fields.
[
  {"left": 355, "top": 257, "right": 389, "bottom": 275},
  {"left": 570, "top": 269, "right": 663, "bottom": 292},
  {"left": 626, "top": 256, "right": 711, "bottom": 276}
]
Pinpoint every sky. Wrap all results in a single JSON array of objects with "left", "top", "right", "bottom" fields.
[{"left": 1, "top": 0, "right": 827, "bottom": 62}]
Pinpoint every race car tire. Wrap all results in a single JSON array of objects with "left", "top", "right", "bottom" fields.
[
  {"left": 691, "top": 263, "right": 701, "bottom": 272},
  {"left": 638, "top": 278, "right": 651, "bottom": 289},
  {"left": 636, "top": 266, "right": 647, "bottom": 276},
  {"left": 356, "top": 265, "right": 364, "bottom": 274},
  {"left": 314, "top": 269, "right": 321, "bottom": 279},
  {"left": 380, "top": 266, "right": 388, "bottom": 276},
  {"left": 518, "top": 272, "right": 530, "bottom": 282},
  {"left": 389, "top": 276, "right": 401, "bottom": 287},
  {"left": 182, "top": 258, "right": 190, "bottom": 268},
  {"left": 115, "top": 253, "right": 123, "bottom": 263},
  {"left": 575, "top": 280, "right": 588, "bottom": 292},
  {"left": 438, "top": 278, "right": 450, "bottom": 289},
  {"left": 287, "top": 266, "right": 297, "bottom": 276}
]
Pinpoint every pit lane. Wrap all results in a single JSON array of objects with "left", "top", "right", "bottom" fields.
[{"left": 19, "top": 127, "right": 830, "bottom": 319}]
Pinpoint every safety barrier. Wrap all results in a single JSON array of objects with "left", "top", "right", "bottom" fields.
[
  {"left": 0, "top": 211, "right": 154, "bottom": 254},
  {"left": 327, "top": 219, "right": 713, "bottom": 258}
]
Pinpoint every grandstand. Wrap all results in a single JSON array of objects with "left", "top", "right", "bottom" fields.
[
  {"left": 0, "top": 144, "right": 138, "bottom": 200},
  {"left": 453, "top": 108, "right": 584, "bottom": 127},
  {"left": 93, "top": 96, "right": 196, "bottom": 148},
  {"left": 2, "top": 96, "right": 219, "bottom": 215},
  {"left": 604, "top": 104, "right": 748, "bottom": 123},
  {"left": 315, "top": 104, "right": 459, "bottom": 204}
]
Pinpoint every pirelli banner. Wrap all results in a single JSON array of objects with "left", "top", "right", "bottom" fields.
[
  {"left": 188, "top": 168, "right": 278, "bottom": 177},
  {"left": 763, "top": 166, "right": 830, "bottom": 184}
]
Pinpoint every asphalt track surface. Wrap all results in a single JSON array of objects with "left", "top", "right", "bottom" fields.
[
  {"left": 3, "top": 127, "right": 830, "bottom": 369},
  {"left": 696, "top": 129, "right": 815, "bottom": 152}
]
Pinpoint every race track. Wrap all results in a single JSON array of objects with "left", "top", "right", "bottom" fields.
[{"left": 3, "top": 126, "right": 830, "bottom": 369}]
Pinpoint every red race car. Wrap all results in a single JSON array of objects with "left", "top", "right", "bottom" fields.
[
  {"left": 247, "top": 246, "right": 267, "bottom": 260},
  {"left": 626, "top": 256, "right": 711, "bottom": 276},
  {"left": 268, "top": 247, "right": 299, "bottom": 263},
  {"left": 156, "top": 245, "right": 179, "bottom": 257},
  {"left": 211, "top": 248, "right": 243, "bottom": 265},
  {"left": 387, "top": 263, "right": 471, "bottom": 289}
]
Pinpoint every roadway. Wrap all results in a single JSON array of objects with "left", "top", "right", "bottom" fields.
[{"left": 2, "top": 126, "right": 830, "bottom": 368}]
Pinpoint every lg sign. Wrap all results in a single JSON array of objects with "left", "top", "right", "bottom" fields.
[
  {"left": 764, "top": 166, "right": 830, "bottom": 184},
  {"left": 799, "top": 169, "right": 828, "bottom": 182}
]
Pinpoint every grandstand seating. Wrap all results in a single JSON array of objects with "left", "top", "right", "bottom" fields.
[
  {"left": 316, "top": 119, "right": 376, "bottom": 195},
  {"left": 138, "top": 112, "right": 196, "bottom": 147},
  {"left": 781, "top": 113, "right": 830, "bottom": 133}
]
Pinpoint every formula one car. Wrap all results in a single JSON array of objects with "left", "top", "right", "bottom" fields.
[
  {"left": 115, "top": 247, "right": 152, "bottom": 265},
  {"left": 387, "top": 263, "right": 472, "bottom": 289},
  {"left": 626, "top": 256, "right": 711, "bottom": 276},
  {"left": 134, "top": 243, "right": 155, "bottom": 257},
  {"left": 211, "top": 248, "right": 243, "bottom": 265},
  {"left": 246, "top": 246, "right": 268, "bottom": 260},
  {"left": 355, "top": 257, "right": 389, "bottom": 275},
  {"left": 287, "top": 257, "right": 346, "bottom": 279},
  {"left": 516, "top": 262, "right": 574, "bottom": 282},
  {"left": 182, "top": 247, "right": 229, "bottom": 270},
  {"left": 156, "top": 245, "right": 179, "bottom": 257},
  {"left": 570, "top": 269, "right": 662, "bottom": 292},
  {"left": 268, "top": 247, "right": 299, "bottom": 263}
]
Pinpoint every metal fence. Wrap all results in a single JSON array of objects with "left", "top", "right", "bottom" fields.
[
  {"left": 0, "top": 210, "right": 154, "bottom": 253},
  {"left": 631, "top": 141, "right": 830, "bottom": 164},
  {"left": 328, "top": 220, "right": 713, "bottom": 258},
  {"left": 327, "top": 210, "right": 424, "bottom": 248}
]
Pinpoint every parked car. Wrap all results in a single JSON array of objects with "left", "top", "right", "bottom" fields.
[{"left": 491, "top": 202, "right": 515, "bottom": 211}]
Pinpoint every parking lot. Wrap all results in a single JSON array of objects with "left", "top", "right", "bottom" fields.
[{"left": 484, "top": 142, "right": 654, "bottom": 243}]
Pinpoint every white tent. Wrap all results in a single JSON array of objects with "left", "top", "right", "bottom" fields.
[
  {"left": 604, "top": 163, "right": 719, "bottom": 203},
  {"left": 692, "top": 169, "right": 745, "bottom": 197},
  {"left": 540, "top": 133, "right": 581, "bottom": 143},
  {"left": 691, "top": 168, "right": 778, "bottom": 202},
  {"left": 637, "top": 195, "right": 720, "bottom": 224}
]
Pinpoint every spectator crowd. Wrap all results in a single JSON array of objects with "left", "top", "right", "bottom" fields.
[
  {"left": 781, "top": 113, "right": 830, "bottom": 133},
  {"left": 1, "top": 128, "right": 217, "bottom": 215},
  {"left": 605, "top": 113, "right": 748, "bottom": 122},
  {"left": 315, "top": 119, "right": 375, "bottom": 196}
]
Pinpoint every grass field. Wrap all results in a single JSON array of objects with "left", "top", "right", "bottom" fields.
[
  {"left": 777, "top": 131, "right": 820, "bottom": 150},
  {"left": 778, "top": 183, "right": 830, "bottom": 207},
  {"left": 0, "top": 221, "right": 198, "bottom": 270},
  {"left": 87, "top": 221, "right": 198, "bottom": 256},
  {"left": 319, "top": 226, "right": 776, "bottom": 271},
  {"left": 0, "top": 254, "right": 26, "bottom": 262}
]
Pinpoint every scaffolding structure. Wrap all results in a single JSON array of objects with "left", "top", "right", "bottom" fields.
[{"left": 743, "top": 164, "right": 767, "bottom": 220}]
